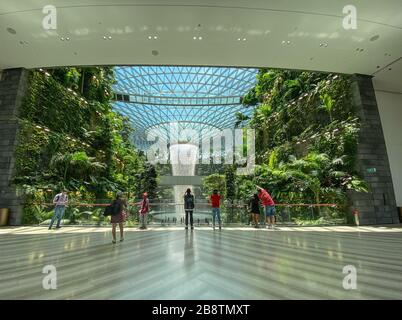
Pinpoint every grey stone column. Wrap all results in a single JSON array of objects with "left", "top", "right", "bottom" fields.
[
  {"left": 0, "top": 68, "right": 28, "bottom": 225},
  {"left": 349, "top": 74, "right": 399, "bottom": 225}
]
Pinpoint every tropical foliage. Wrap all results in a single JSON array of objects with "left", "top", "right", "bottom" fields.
[
  {"left": 15, "top": 68, "right": 157, "bottom": 224},
  {"left": 205, "top": 69, "right": 368, "bottom": 225}
]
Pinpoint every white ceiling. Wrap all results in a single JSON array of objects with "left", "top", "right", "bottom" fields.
[
  {"left": 1, "top": 0, "right": 401, "bottom": 91},
  {"left": 373, "top": 57, "right": 402, "bottom": 93}
]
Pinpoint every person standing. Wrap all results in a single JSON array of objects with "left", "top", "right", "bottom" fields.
[
  {"left": 111, "top": 192, "right": 127, "bottom": 243},
  {"left": 210, "top": 189, "right": 222, "bottom": 230},
  {"left": 139, "top": 192, "right": 149, "bottom": 230},
  {"left": 184, "top": 188, "right": 195, "bottom": 230},
  {"left": 249, "top": 193, "right": 261, "bottom": 228},
  {"left": 49, "top": 190, "right": 68, "bottom": 230},
  {"left": 257, "top": 186, "right": 276, "bottom": 229}
]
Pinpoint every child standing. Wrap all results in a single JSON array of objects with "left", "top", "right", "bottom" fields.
[{"left": 249, "top": 193, "right": 261, "bottom": 228}]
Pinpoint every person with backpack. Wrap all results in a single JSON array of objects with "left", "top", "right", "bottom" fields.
[
  {"left": 257, "top": 185, "right": 276, "bottom": 229},
  {"left": 184, "top": 188, "right": 195, "bottom": 230},
  {"left": 209, "top": 189, "right": 222, "bottom": 230},
  {"left": 110, "top": 191, "right": 127, "bottom": 243},
  {"left": 49, "top": 189, "right": 68, "bottom": 230},
  {"left": 138, "top": 192, "right": 149, "bottom": 230}
]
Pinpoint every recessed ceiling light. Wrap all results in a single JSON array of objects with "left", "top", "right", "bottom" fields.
[
  {"left": 370, "top": 34, "right": 380, "bottom": 42},
  {"left": 103, "top": 36, "right": 107, "bottom": 40},
  {"left": 193, "top": 36, "right": 197, "bottom": 40},
  {"left": 148, "top": 36, "right": 152, "bottom": 40},
  {"left": 198, "top": 36, "right": 202, "bottom": 40},
  {"left": 281, "top": 40, "right": 286, "bottom": 44},
  {"left": 320, "top": 43, "right": 328, "bottom": 47},
  {"left": 66, "top": 37, "right": 70, "bottom": 41},
  {"left": 60, "top": 37, "right": 65, "bottom": 41},
  {"left": 237, "top": 38, "right": 241, "bottom": 41},
  {"left": 6, "top": 27, "right": 16, "bottom": 35},
  {"left": 153, "top": 36, "right": 157, "bottom": 39},
  {"left": 108, "top": 36, "right": 112, "bottom": 40},
  {"left": 242, "top": 38, "right": 246, "bottom": 41}
]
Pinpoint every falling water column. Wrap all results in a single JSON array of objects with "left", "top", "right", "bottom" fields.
[{"left": 170, "top": 144, "right": 199, "bottom": 217}]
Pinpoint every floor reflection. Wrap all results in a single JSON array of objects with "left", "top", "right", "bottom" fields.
[{"left": 0, "top": 226, "right": 401, "bottom": 299}]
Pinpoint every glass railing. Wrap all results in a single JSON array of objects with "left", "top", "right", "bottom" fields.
[{"left": 23, "top": 200, "right": 347, "bottom": 227}]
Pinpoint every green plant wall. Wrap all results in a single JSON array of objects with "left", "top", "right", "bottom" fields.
[
  {"left": 207, "top": 69, "right": 368, "bottom": 224},
  {"left": 14, "top": 68, "right": 155, "bottom": 224}
]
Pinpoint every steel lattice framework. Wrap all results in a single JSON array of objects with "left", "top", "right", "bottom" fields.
[{"left": 113, "top": 66, "right": 258, "bottom": 149}]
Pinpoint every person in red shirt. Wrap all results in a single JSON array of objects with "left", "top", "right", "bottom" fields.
[
  {"left": 257, "top": 185, "right": 276, "bottom": 229},
  {"left": 210, "top": 189, "right": 222, "bottom": 230}
]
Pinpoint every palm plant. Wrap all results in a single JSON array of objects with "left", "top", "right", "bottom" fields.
[
  {"left": 320, "top": 93, "right": 334, "bottom": 123},
  {"left": 50, "top": 152, "right": 73, "bottom": 182},
  {"left": 50, "top": 151, "right": 106, "bottom": 184},
  {"left": 234, "top": 112, "right": 250, "bottom": 128}
]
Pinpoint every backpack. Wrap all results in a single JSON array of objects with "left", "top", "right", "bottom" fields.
[
  {"left": 185, "top": 194, "right": 194, "bottom": 209},
  {"left": 103, "top": 205, "right": 113, "bottom": 216},
  {"left": 103, "top": 200, "right": 121, "bottom": 216}
]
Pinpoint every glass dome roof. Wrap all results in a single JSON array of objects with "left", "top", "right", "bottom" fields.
[{"left": 113, "top": 66, "right": 258, "bottom": 149}]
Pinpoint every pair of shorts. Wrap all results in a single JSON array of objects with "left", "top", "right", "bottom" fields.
[{"left": 264, "top": 206, "right": 276, "bottom": 217}]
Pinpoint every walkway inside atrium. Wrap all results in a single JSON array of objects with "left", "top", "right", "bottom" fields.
[{"left": 1, "top": 226, "right": 401, "bottom": 299}]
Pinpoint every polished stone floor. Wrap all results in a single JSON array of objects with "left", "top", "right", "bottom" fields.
[{"left": 0, "top": 225, "right": 401, "bottom": 299}]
